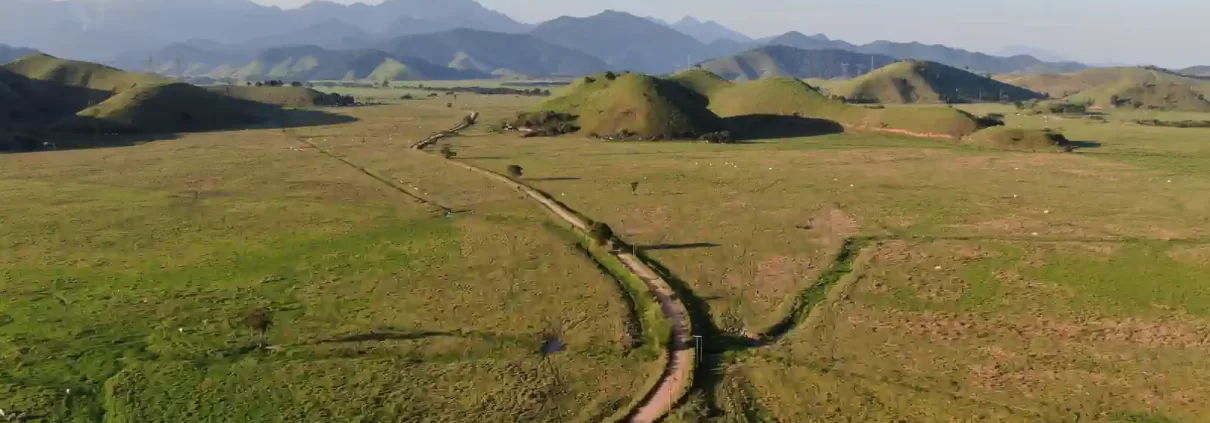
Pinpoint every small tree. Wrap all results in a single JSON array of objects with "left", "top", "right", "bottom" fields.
[
  {"left": 241, "top": 308, "right": 273, "bottom": 348},
  {"left": 589, "top": 222, "right": 613, "bottom": 247},
  {"left": 629, "top": 181, "right": 639, "bottom": 194},
  {"left": 290, "top": 81, "right": 303, "bottom": 87},
  {"left": 506, "top": 165, "right": 524, "bottom": 179},
  {"left": 604, "top": 71, "right": 618, "bottom": 80},
  {"left": 440, "top": 144, "right": 456, "bottom": 159}
]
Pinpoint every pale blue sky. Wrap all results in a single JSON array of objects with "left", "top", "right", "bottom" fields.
[{"left": 252, "top": 0, "right": 1210, "bottom": 68}]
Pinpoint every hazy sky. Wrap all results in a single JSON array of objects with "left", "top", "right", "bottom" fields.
[{"left": 250, "top": 0, "right": 1209, "bottom": 68}]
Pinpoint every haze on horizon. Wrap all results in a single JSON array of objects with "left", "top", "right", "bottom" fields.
[{"left": 245, "top": 0, "right": 1209, "bottom": 68}]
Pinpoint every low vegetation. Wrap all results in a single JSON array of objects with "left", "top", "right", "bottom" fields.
[
  {"left": 964, "top": 126, "right": 1072, "bottom": 151},
  {"left": 1133, "top": 119, "right": 1210, "bottom": 128}
]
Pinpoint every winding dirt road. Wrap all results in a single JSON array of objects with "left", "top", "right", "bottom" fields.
[{"left": 415, "top": 114, "right": 694, "bottom": 423}]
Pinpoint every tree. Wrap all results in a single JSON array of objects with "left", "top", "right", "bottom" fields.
[
  {"left": 589, "top": 221, "right": 614, "bottom": 247},
  {"left": 604, "top": 71, "right": 618, "bottom": 80},
  {"left": 246, "top": 81, "right": 252, "bottom": 86},
  {"left": 629, "top": 181, "right": 639, "bottom": 194},
  {"left": 290, "top": 81, "right": 303, "bottom": 87},
  {"left": 254, "top": 81, "right": 264, "bottom": 87},
  {"left": 240, "top": 308, "right": 273, "bottom": 348},
  {"left": 440, "top": 144, "right": 456, "bottom": 159},
  {"left": 506, "top": 165, "right": 523, "bottom": 179}
]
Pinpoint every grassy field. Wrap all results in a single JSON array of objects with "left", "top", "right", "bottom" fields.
[
  {"left": 6, "top": 85, "right": 1210, "bottom": 421},
  {"left": 0, "top": 98, "right": 653, "bottom": 421},
  {"left": 443, "top": 97, "right": 1210, "bottom": 421}
]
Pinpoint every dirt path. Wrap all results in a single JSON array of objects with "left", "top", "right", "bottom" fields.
[{"left": 416, "top": 114, "right": 695, "bottom": 423}]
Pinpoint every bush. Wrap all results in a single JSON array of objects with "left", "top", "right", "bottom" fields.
[
  {"left": 506, "top": 165, "right": 523, "bottom": 179},
  {"left": 1134, "top": 119, "right": 1210, "bottom": 128},
  {"left": 440, "top": 144, "right": 456, "bottom": 159},
  {"left": 604, "top": 71, "right": 618, "bottom": 80},
  {"left": 1046, "top": 102, "right": 1088, "bottom": 114},
  {"left": 290, "top": 81, "right": 303, "bottom": 87},
  {"left": 401, "top": 94, "right": 414, "bottom": 100},
  {"left": 583, "top": 76, "right": 596, "bottom": 84},
  {"left": 699, "top": 131, "right": 734, "bottom": 144},
  {"left": 976, "top": 113, "right": 1006, "bottom": 128},
  {"left": 589, "top": 222, "right": 614, "bottom": 247},
  {"left": 504, "top": 111, "right": 580, "bottom": 137}
]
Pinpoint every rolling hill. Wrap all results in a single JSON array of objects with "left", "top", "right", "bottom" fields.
[
  {"left": 234, "top": 45, "right": 487, "bottom": 81},
  {"left": 695, "top": 45, "right": 898, "bottom": 81},
  {"left": 0, "top": 53, "right": 168, "bottom": 118},
  {"left": 996, "top": 67, "right": 1210, "bottom": 111},
  {"left": 757, "top": 32, "right": 1086, "bottom": 75},
  {"left": 531, "top": 10, "right": 708, "bottom": 74},
  {"left": 66, "top": 82, "right": 273, "bottom": 133},
  {"left": 827, "top": 60, "right": 1045, "bottom": 104},
  {"left": 1180, "top": 66, "right": 1210, "bottom": 77},
  {"left": 535, "top": 72, "right": 724, "bottom": 139},
  {"left": 380, "top": 29, "right": 609, "bottom": 76}
]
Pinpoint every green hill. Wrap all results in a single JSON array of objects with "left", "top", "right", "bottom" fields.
[
  {"left": 0, "top": 53, "right": 168, "bottom": 119},
  {"left": 997, "top": 67, "right": 1210, "bottom": 111},
  {"left": 203, "top": 86, "right": 346, "bottom": 107},
  {"left": 829, "top": 60, "right": 1044, "bottom": 104},
  {"left": 666, "top": 68, "right": 734, "bottom": 97},
  {"left": 1180, "top": 66, "right": 1210, "bottom": 77},
  {"left": 533, "top": 72, "right": 724, "bottom": 139},
  {"left": 965, "top": 127, "right": 1071, "bottom": 151},
  {"left": 235, "top": 46, "right": 487, "bottom": 81},
  {"left": 695, "top": 45, "right": 898, "bottom": 81},
  {"left": 66, "top": 83, "right": 272, "bottom": 133}
]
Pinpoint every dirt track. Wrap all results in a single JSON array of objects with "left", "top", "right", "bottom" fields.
[{"left": 416, "top": 114, "right": 695, "bottom": 423}]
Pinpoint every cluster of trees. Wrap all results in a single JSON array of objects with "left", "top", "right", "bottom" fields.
[
  {"left": 502, "top": 111, "right": 580, "bottom": 137},
  {"left": 1134, "top": 119, "right": 1210, "bottom": 128},
  {"left": 698, "top": 131, "right": 734, "bottom": 143},
  {"left": 246, "top": 80, "right": 305, "bottom": 87},
  {"left": 398, "top": 85, "right": 551, "bottom": 97},
  {"left": 976, "top": 113, "right": 1006, "bottom": 128}
]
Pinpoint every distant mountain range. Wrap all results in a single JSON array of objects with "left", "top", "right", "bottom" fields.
[
  {"left": 3, "top": 1, "right": 1093, "bottom": 79},
  {"left": 111, "top": 29, "right": 607, "bottom": 80},
  {"left": 696, "top": 45, "right": 898, "bottom": 80},
  {"left": 0, "top": 44, "right": 39, "bottom": 64}
]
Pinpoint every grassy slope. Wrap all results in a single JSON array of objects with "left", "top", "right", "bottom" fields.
[
  {"left": 1068, "top": 79, "right": 1210, "bottom": 112},
  {"left": 830, "top": 60, "right": 1043, "bottom": 104},
  {"left": 687, "top": 72, "right": 982, "bottom": 138},
  {"left": 456, "top": 100, "right": 1210, "bottom": 422},
  {"left": 1, "top": 101, "right": 646, "bottom": 421},
  {"left": 0, "top": 54, "right": 167, "bottom": 118},
  {"left": 538, "top": 72, "right": 724, "bottom": 138},
  {"left": 203, "top": 85, "right": 331, "bottom": 107},
  {"left": 70, "top": 83, "right": 271, "bottom": 133},
  {"left": 964, "top": 126, "right": 1070, "bottom": 151},
  {"left": 997, "top": 67, "right": 1210, "bottom": 102}
]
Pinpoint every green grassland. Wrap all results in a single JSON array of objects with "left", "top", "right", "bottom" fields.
[
  {"left": 6, "top": 76, "right": 1210, "bottom": 422},
  {"left": 444, "top": 96, "right": 1210, "bottom": 421},
  {"left": 0, "top": 101, "right": 654, "bottom": 421},
  {"left": 828, "top": 60, "right": 1044, "bottom": 104}
]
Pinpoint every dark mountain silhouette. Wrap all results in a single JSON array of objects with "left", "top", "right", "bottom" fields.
[
  {"left": 668, "top": 16, "right": 752, "bottom": 44},
  {"left": 0, "top": 44, "right": 39, "bottom": 64},
  {"left": 381, "top": 29, "right": 609, "bottom": 76},
  {"left": 0, "top": 0, "right": 526, "bottom": 61},
  {"left": 531, "top": 10, "right": 709, "bottom": 74}
]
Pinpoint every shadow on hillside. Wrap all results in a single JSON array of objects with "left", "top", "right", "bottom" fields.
[
  {"left": 725, "top": 114, "right": 845, "bottom": 141},
  {"left": 5, "top": 109, "right": 356, "bottom": 154},
  {"left": 640, "top": 242, "right": 720, "bottom": 251},
  {"left": 1068, "top": 140, "right": 1103, "bottom": 149}
]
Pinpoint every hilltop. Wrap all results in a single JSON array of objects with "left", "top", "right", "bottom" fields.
[
  {"left": 695, "top": 45, "right": 898, "bottom": 81},
  {"left": 531, "top": 72, "right": 724, "bottom": 139},
  {"left": 66, "top": 83, "right": 273, "bottom": 133},
  {"left": 828, "top": 60, "right": 1045, "bottom": 104},
  {"left": 0, "top": 53, "right": 168, "bottom": 118},
  {"left": 997, "top": 67, "right": 1210, "bottom": 111},
  {"left": 519, "top": 69, "right": 988, "bottom": 141},
  {"left": 758, "top": 33, "right": 1086, "bottom": 74},
  {"left": 1180, "top": 66, "right": 1210, "bottom": 77}
]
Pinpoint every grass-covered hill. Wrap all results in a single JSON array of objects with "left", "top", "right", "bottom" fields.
[
  {"left": 828, "top": 60, "right": 1045, "bottom": 104},
  {"left": 1180, "top": 66, "right": 1210, "bottom": 77},
  {"left": 695, "top": 45, "right": 898, "bottom": 81},
  {"left": 0, "top": 53, "right": 169, "bottom": 119},
  {"left": 964, "top": 127, "right": 1072, "bottom": 151},
  {"left": 0, "top": 53, "right": 349, "bottom": 151},
  {"left": 66, "top": 83, "right": 274, "bottom": 133},
  {"left": 996, "top": 67, "right": 1210, "bottom": 111},
  {"left": 533, "top": 72, "right": 724, "bottom": 139},
  {"left": 516, "top": 69, "right": 987, "bottom": 141}
]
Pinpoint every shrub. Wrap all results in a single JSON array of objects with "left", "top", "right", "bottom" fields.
[
  {"left": 440, "top": 144, "right": 456, "bottom": 159},
  {"left": 976, "top": 113, "right": 1006, "bottom": 128},
  {"left": 583, "top": 76, "right": 596, "bottom": 84},
  {"left": 401, "top": 94, "right": 414, "bottom": 100},
  {"left": 1046, "top": 102, "right": 1088, "bottom": 114},
  {"left": 699, "top": 131, "right": 734, "bottom": 144},
  {"left": 589, "top": 221, "right": 614, "bottom": 246},
  {"left": 290, "top": 81, "right": 303, "bottom": 87},
  {"left": 504, "top": 111, "right": 580, "bottom": 137},
  {"left": 604, "top": 71, "right": 618, "bottom": 80},
  {"left": 506, "top": 165, "right": 523, "bottom": 179}
]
